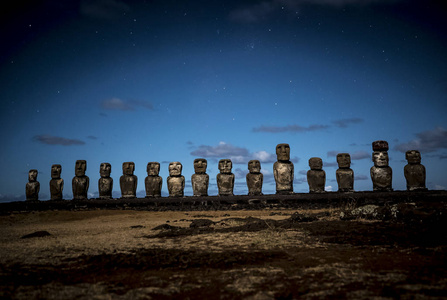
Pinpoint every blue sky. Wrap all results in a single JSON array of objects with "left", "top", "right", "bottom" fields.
[{"left": 1, "top": 0, "right": 446, "bottom": 201}]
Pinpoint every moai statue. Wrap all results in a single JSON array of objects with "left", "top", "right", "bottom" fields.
[
  {"left": 217, "top": 159, "right": 235, "bottom": 196},
  {"left": 26, "top": 169, "right": 40, "bottom": 201},
  {"left": 72, "top": 160, "right": 89, "bottom": 200},
  {"left": 246, "top": 160, "right": 263, "bottom": 196},
  {"left": 145, "top": 162, "right": 162, "bottom": 197},
  {"left": 336, "top": 153, "right": 354, "bottom": 192},
  {"left": 50, "top": 164, "right": 64, "bottom": 200},
  {"left": 307, "top": 157, "right": 326, "bottom": 193},
  {"left": 191, "top": 158, "right": 209, "bottom": 196},
  {"left": 120, "top": 162, "right": 137, "bottom": 198},
  {"left": 98, "top": 162, "right": 113, "bottom": 199},
  {"left": 273, "top": 143, "right": 294, "bottom": 194},
  {"left": 404, "top": 150, "right": 427, "bottom": 191},
  {"left": 370, "top": 140, "right": 393, "bottom": 191},
  {"left": 167, "top": 162, "right": 185, "bottom": 197}
]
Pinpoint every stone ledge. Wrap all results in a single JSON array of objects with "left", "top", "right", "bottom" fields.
[{"left": 1, "top": 190, "right": 446, "bottom": 213}]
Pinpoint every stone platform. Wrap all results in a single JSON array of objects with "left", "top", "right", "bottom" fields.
[{"left": 1, "top": 190, "right": 446, "bottom": 213}]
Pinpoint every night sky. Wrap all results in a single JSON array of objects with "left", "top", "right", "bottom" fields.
[{"left": 1, "top": 0, "right": 446, "bottom": 201}]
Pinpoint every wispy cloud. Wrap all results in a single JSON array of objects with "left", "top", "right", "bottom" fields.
[
  {"left": 229, "top": 0, "right": 401, "bottom": 23},
  {"left": 332, "top": 118, "right": 364, "bottom": 128},
  {"left": 87, "top": 135, "right": 98, "bottom": 140},
  {"left": 80, "top": 0, "right": 130, "bottom": 20},
  {"left": 327, "top": 150, "right": 370, "bottom": 160},
  {"left": 354, "top": 174, "right": 369, "bottom": 181},
  {"left": 252, "top": 124, "right": 329, "bottom": 133},
  {"left": 33, "top": 135, "right": 85, "bottom": 146},
  {"left": 394, "top": 127, "right": 447, "bottom": 153},
  {"left": 101, "top": 98, "right": 154, "bottom": 111},
  {"left": 190, "top": 141, "right": 280, "bottom": 164}
]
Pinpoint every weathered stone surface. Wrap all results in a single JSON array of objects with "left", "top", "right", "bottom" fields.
[
  {"left": 273, "top": 144, "right": 294, "bottom": 194},
  {"left": 307, "top": 157, "right": 325, "bottom": 193},
  {"left": 370, "top": 140, "right": 392, "bottom": 191},
  {"left": 120, "top": 162, "right": 137, "bottom": 198},
  {"left": 404, "top": 150, "right": 427, "bottom": 191},
  {"left": 98, "top": 162, "right": 113, "bottom": 199},
  {"left": 72, "top": 160, "right": 89, "bottom": 200},
  {"left": 336, "top": 153, "right": 354, "bottom": 192},
  {"left": 26, "top": 169, "right": 40, "bottom": 201},
  {"left": 191, "top": 158, "right": 209, "bottom": 197},
  {"left": 145, "top": 162, "right": 162, "bottom": 197},
  {"left": 167, "top": 162, "right": 185, "bottom": 197},
  {"left": 50, "top": 164, "right": 64, "bottom": 200},
  {"left": 246, "top": 160, "right": 263, "bottom": 196},
  {"left": 217, "top": 159, "right": 234, "bottom": 196}
]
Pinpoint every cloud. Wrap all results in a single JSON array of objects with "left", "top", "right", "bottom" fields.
[
  {"left": 101, "top": 98, "right": 154, "bottom": 111},
  {"left": 327, "top": 150, "right": 370, "bottom": 160},
  {"left": 351, "top": 151, "right": 370, "bottom": 160},
  {"left": 229, "top": 1, "right": 278, "bottom": 23},
  {"left": 252, "top": 124, "right": 329, "bottom": 133},
  {"left": 229, "top": 0, "right": 400, "bottom": 23},
  {"left": 394, "top": 127, "right": 447, "bottom": 153},
  {"left": 33, "top": 135, "right": 85, "bottom": 146},
  {"left": 80, "top": 0, "right": 130, "bottom": 20},
  {"left": 234, "top": 168, "right": 248, "bottom": 179},
  {"left": 332, "top": 118, "right": 364, "bottom": 128},
  {"left": 324, "top": 162, "right": 338, "bottom": 168},
  {"left": 87, "top": 135, "right": 98, "bottom": 140},
  {"left": 355, "top": 174, "right": 369, "bottom": 181},
  {"left": 190, "top": 142, "right": 278, "bottom": 164}
]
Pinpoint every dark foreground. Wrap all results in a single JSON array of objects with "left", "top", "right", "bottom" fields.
[{"left": 0, "top": 191, "right": 446, "bottom": 299}]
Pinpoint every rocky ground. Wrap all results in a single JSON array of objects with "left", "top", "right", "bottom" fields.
[{"left": 0, "top": 200, "right": 446, "bottom": 299}]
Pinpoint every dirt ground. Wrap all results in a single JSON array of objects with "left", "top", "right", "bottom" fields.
[{"left": 0, "top": 206, "right": 446, "bottom": 299}]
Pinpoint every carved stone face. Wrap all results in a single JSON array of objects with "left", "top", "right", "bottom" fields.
[
  {"left": 51, "top": 164, "right": 61, "bottom": 179},
  {"left": 406, "top": 150, "right": 421, "bottom": 164},
  {"left": 75, "top": 160, "right": 87, "bottom": 177},
  {"left": 28, "top": 169, "right": 38, "bottom": 182},
  {"left": 337, "top": 153, "right": 351, "bottom": 168},
  {"left": 169, "top": 162, "right": 182, "bottom": 176},
  {"left": 218, "top": 159, "right": 232, "bottom": 174},
  {"left": 122, "top": 162, "right": 135, "bottom": 175},
  {"left": 309, "top": 157, "right": 323, "bottom": 170},
  {"left": 248, "top": 160, "right": 261, "bottom": 173},
  {"left": 194, "top": 158, "right": 207, "bottom": 174},
  {"left": 100, "top": 163, "right": 111, "bottom": 177},
  {"left": 372, "top": 151, "right": 389, "bottom": 167},
  {"left": 147, "top": 162, "right": 160, "bottom": 176},
  {"left": 276, "top": 144, "right": 290, "bottom": 161}
]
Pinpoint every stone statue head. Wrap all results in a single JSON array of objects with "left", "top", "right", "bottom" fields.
[
  {"left": 372, "top": 140, "right": 389, "bottom": 152},
  {"left": 248, "top": 160, "right": 261, "bottom": 173},
  {"left": 51, "top": 164, "right": 62, "bottom": 179},
  {"left": 276, "top": 143, "right": 290, "bottom": 161},
  {"left": 122, "top": 162, "right": 135, "bottom": 175},
  {"left": 28, "top": 169, "right": 38, "bottom": 182},
  {"left": 147, "top": 162, "right": 160, "bottom": 176},
  {"left": 337, "top": 153, "right": 351, "bottom": 168},
  {"left": 169, "top": 162, "right": 182, "bottom": 176},
  {"left": 194, "top": 158, "right": 207, "bottom": 174},
  {"left": 100, "top": 163, "right": 111, "bottom": 178},
  {"left": 309, "top": 157, "right": 323, "bottom": 170},
  {"left": 218, "top": 159, "right": 232, "bottom": 174},
  {"left": 406, "top": 150, "right": 421, "bottom": 164},
  {"left": 372, "top": 140, "right": 389, "bottom": 167},
  {"left": 372, "top": 151, "right": 389, "bottom": 167},
  {"left": 75, "top": 160, "right": 87, "bottom": 177}
]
